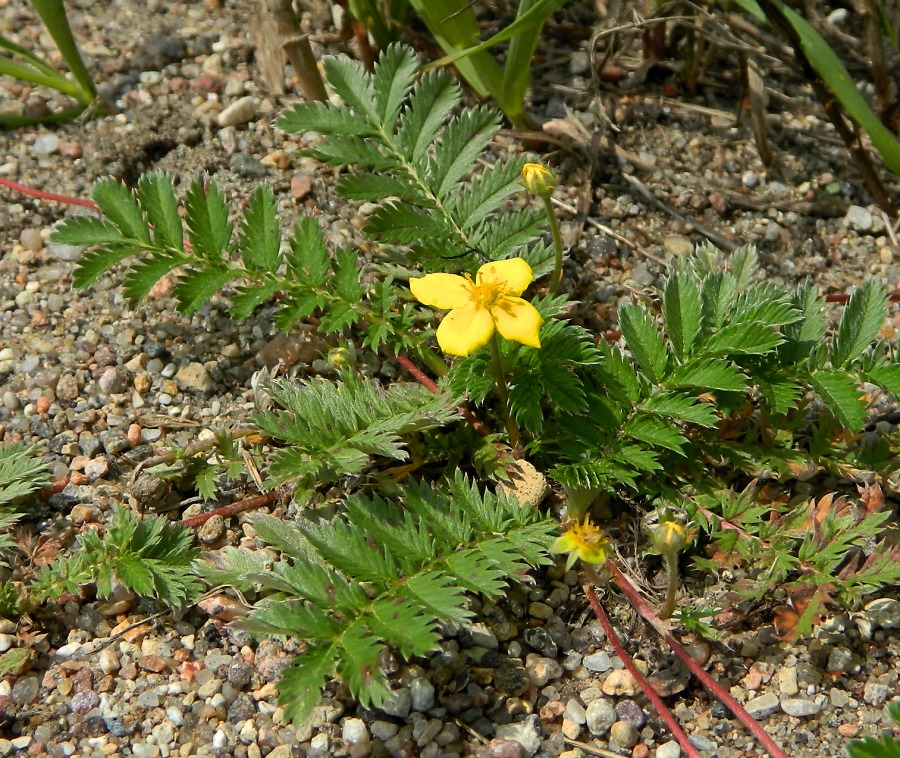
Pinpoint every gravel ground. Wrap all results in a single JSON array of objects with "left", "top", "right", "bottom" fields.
[{"left": 1, "top": 1, "right": 899, "bottom": 757}]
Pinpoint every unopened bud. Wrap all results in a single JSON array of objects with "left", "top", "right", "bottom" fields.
[
  {"left": 522, "top": 162, "right": 555, "bottom": 195},
  {"left": 651, "top": 519, "right": 687, "bottom": 555}
]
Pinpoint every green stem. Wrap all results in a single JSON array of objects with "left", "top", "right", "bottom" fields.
[
  {"left": 489, "top": 332, "right": 519, "bottom": 450},
  {"left": 658, "top": 551, "right": 678, "bottom": 619},
  {"left": 418, "top": 345, "right": 449, "bottom": 378},
  {"left": 541, "top": 193, "right": 564, "bottom": 293}
]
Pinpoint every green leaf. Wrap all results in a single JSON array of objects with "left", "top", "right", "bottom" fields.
[
  {"left": 50, "top": 215, "right": 124, "bottom": 247},
  {"left": 369, "top": 597, "right": 440, "bottom": 659},
  {"left": 92, "top": 177, "right": 150, "bottom": 243},
  {"left": 336, "top": 173, "right": 427, "bottom": 203},
  {"left": 780, "top": 283, "right": 826, "bottom": 364},
  {"left": 322, "top": 55, "right": 377, "bottom": 123},
  {"left": 137, "top": 172, "right": 184, "bottom": 251},
  {"left": 704, "top": 320, "right": 784, "bottom": 356},
  {"left": 831, "top": 280, "right": 886, "bottom": 368},
  {"left": 430, "top": 106, "right": 500, "bottom": 200},
  {"left": 625, "top": 414, "right": 688, "bottom": 454},
  {"left": 398, "top": 71, "right": 461, "bottom": 164},
  {"left": 0, "top": 443, "right": 49, "bottom": 507},
  {"left": 867, "top": 364, "right": 900, "bottom": 399},
  {"left": 618, "top": 303, "right": 668, "bottom": 383},
  {"left": 756, "top": 374, "right": 803, "bottom": 416},
  {"left": 643, "top": 392, "right": 718, "bottom": 427},
  {"left": 276, "top": 101, "right": 377, "bottom": 138},
  {"left": 667, "top": 358, "right": 748, "bottom": 392},
  {"left": 174, "top": 266, "right": 237, "bottom": 314},
  {"left": 808, "top": 369, "right": 867, "bottom": 430},
  {"left": 700, "top": 270, "right": 737, "bottom": 331},
  {"left": 373, "top": 43, "right": 419, "bottom": 132},
  {"left": 663, "top": 271, "right": 702, "bottom": 360},
  {"left": 122, "top": 253, "right": 184, "bottom": 302},
  {"left": 238, "top": 186, "right": 281, "bottom": 272},
  {"left": 276, "top": 644, "right": 336, "bottom": 725},
  {"left": 183, "top": 178, "right": 233, "bottom": 260}
]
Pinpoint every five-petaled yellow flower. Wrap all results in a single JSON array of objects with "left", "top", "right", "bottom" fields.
[
  {"left": 550, "top": 517, "right": 607, "bottom": 571},
  {"left": 410, "top": 258, "right": 543, "bottom": 357},
  {"left": 521, "top": 162, "right": 556, "bottom": 195}
]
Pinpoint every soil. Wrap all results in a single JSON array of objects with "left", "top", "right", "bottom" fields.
[{"left": 0, "top": 1, "right": 899, "bottom": 757}]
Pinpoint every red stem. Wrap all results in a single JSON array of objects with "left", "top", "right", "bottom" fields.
[
  {"left": 180, "top": 490, "right": 279, "bottom": 529},
  {"left": 605, "top": 560, "right": 790, "bottom": 758},
  {"left": 582, "top": 577, "right": 704, "bottom": 758},
  {"left": 394, "top": 353, "right": 491, "bottom": 437},
  {"left": 0, "top": 176, "right": 98, "bottom": 209}
]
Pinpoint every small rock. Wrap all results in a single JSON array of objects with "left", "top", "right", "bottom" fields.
[
  {"left": 615, "top": 699, "right": 646, "bottom": 728},
  {"left": 522, "top": 626, "right": 557, "bottom": 658},
  {"left": 33, "top": 134, "right": 60, "bottom": 155},
  {"left": 863, "top": 681, "right": 891, "bottom": 706},
  {"left": 494, "top": 657, "right": 529, "bottom": 697},
  {"left": 585, "top": 698, "right": 616, "bottom": 736},
  {"left": 379, "top": 687, "right": 411, "bottom": 718},
  {"left": 494, "top": 715, "right": 542, "bottom": 758},
  {"left": 663, "top": 235, "right": 694, "bottom": 257},
  {"left": 564, "top": 698, "right": 586, "bottom": 725},
  {"left": 601, "top": 669, "right": 640, "bottom": 697},
  {"left": 777, "top": 666, "right": 799, "bottom": 697},
  {"left": 780, "top": 697, "right": 822, "bottom": 717},
  {"left": 864, "top": 598, "right": 899, "bottom": 629},
  {"left": 291, "top": 173, "right": 314, "bottom": 200},
  {"left": 410, "top": 676, "right": 435, "bottom": 712},
  {"left": 198, "top": 515, "right": 226, "bottom": 545},
  {"left": 342, "top": 718, "right": 370, "bottom": 749},
  {"left": 844, "top": 205, "right": 873, "bottom": 231},
  {"left": 488, "top": 739, "right": 525, "bottom": 758},
  {"left": 217, "top": 96, "right": 259, "bottom": 127},
  {"left": 656, "top": 740, "right": 681, "bottom": 758},
  {"left": 745, "top": 692, "right": 780, "bottom": 719},
  {"left": 175, "top": 362, "right": 213, "bottom": 392},
  {"left": 70, "top": 690, "right": 100, "bottom": 714},
  {"left": 583, "top": 651, "right": 613, "bottom": 673},
  {"left": 609, "top": 720, "right": 639, "bottom": 749}
]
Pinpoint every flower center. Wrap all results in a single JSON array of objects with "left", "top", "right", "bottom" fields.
[{"left": 467, "top": 273, "right": 504, "bottom": 310}]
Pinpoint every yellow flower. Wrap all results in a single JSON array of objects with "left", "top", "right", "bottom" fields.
[
  {"left": 550, "top": 517, "right": 607, "bottom": 571},
  {"left": 521, "top": 162, "right": 555, "bottom": 195},
  {"left": 409, "top": 258, "right": 543, "bottom": 357}
]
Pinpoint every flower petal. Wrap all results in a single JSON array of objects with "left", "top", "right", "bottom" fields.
[
  {"left": 436, "top": 304, "right": 494, "bottom": 356},
  {"left": 410, "top": 273, "right": 473, "bottom": 310},
  {"left": 549, "top": 532, "right": 578, "bottom": 555},
  {"left": 476, "top": 258, "right": 533, "bottom": 296},
  {"left": 492, "top": 297, "right": 543, "bottom": 349}
]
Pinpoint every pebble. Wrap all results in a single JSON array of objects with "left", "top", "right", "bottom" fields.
[
  {"left": 585, "top": 698, "right": 616, "bottom": 735},
  {"left": 777, "top": 666, "right": 799, "bottom": 696},
  {"left": 217, "top": 96, "right": 259, "bottom": 127},
  {"left": 656, "top": 740, "right": 681, "bottom": 758},
  {"left": 410, "top": 676, "right": 435, "bottom": 712},
  {"left": 380, "top": 687, "right": 412, "bottom": 718},
  {"left": 745, "top": 692, "right": 780, "bottom": 719},
  {"left": 844, "top": 205, "right": 873, "bottom": 231},
  {"left": 780, "top": 697, "right": 823, "bottom": 717},
  {"left": 33, "top": 134, "right": 60, "bottom": 155},
  {"left": 583, "top": 651, "right": 613, "bottom": 672},
  {"left": 601, "top": 669, "right": 641, "bottom": 697},
  {"left": 609, "top": 720, "right": 639, "bottom": 749},
  {"left": 494, "top": 716, "right": 542, "bottom": 758},
  {"left": 488, "top": 739, "right": 525, "bottom": 758}
]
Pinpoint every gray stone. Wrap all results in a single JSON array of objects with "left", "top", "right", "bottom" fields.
[
  {"left": 33, "top": 134, "right": 60, "bottom": 155},
  {"left": 777, "top": 666, "right": 799, "bottom": 696},
  {"left": 563, "top": 698, "right": 586, "bottom": 725},
  {"left": 585, "top": 698, "right": 616, "bottom": 736},
  {"left": 463, "top": 621, "right": 499, "bottom": 649},
  {"left": 745, "top": 692, "right": 780, "bottom": 719},
  {"left": 844, "top": 205, "right": 873, "bottom": 231},
  {"left": 656, "top": 740, "right": 681, "bottom": 758},
  {"left": 342, "top": 718, "right": 370, "bottom": 747},
  {"left": 863, "top": 681, "right": 891, "bottom": 706},
  {"left": 780, "top": 697, "right": 822, "bottom": 717},
  {"left": 379, "top": 687, "right": 411, "bottom": 718},
  {"left": 583, "top": 651, "right": 612, "bottom": 673},
  {"left": 494, "top": 715, "right": 542, "bottom": 758},
  {"left": 217, "top": 96, "right": 259, "bottom": 127},
  {"left": 410, "top": 676, "right": 435, "bottom": 712}
]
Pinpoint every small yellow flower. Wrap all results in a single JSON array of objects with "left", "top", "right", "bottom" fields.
[
  {"left": 550, "top": 517, "right": 607, "bottom": 571},
  {"left": 652, "top": 519, "right": 687, "bottom": 554},
  {"left": 409, "top": 258, "right": 543, "bottom": 357},
  {"left": 521, "top": 162, "right": 555, "bottom": 195}
]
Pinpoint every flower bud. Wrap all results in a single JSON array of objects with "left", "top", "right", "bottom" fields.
[
  {"left": 650, "top": 519, "right": 687, "bottom": 555},
  {"left": 522, "top": 162, "right": 555, "bottom": 195}
]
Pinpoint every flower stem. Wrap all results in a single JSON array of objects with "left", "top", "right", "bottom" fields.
[
  {"left": 418, "top": 345, "right": 449, "bottom": 378},
  {"left": 489, "top": 332, "right": 519, "bottom": 451},
  {"left": 658, "top": 551, "right": 678, "bottom": 620},
  {"left": 541, "top": 194, "right": 564, "bottom": 293}
]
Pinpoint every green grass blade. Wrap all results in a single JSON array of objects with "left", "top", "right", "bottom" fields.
[{"left": 31, "top": 0, "right": 98, "bottom": 104}]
